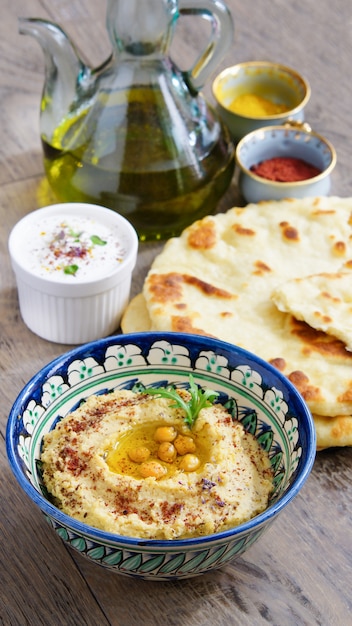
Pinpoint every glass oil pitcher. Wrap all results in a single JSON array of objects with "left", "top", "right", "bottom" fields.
[{"left": 20, "top": 0, "right": 235, "bottom": 240}]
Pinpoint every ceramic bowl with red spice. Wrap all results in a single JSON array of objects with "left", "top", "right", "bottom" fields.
[
  {"left": 235, "top": 123, "right": 336, "bottom": 204},
  {"left": 8, "top": 203, "right": 138, "bottom": 344},
  {"left": 212, "top": 61, "right": 310, "bottom": 143}
]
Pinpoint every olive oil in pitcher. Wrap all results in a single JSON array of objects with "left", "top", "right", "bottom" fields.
[
  {"left": 21, "top": 0, "right": 235, "bottom": 240},
  {"left": 42, "top": 87, "right": 234, "bottom": 241}
]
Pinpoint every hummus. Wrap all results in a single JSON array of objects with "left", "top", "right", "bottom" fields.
[{"left": 41, "top": 389, "right": 273, "bottom": 540}]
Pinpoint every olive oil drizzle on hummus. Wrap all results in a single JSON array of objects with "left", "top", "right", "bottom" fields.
[{"left": 105, "top": 421, "right": 212, "bottom": 479}]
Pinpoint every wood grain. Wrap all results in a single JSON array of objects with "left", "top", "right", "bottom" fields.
[{"left": 1, "top": 1, "right": 352, "bottom": 624}]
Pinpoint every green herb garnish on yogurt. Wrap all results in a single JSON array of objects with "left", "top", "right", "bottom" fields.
[
  {"left": 90, "top": 235, "right": 107, "bottom": 246},
  {"left": 63, "top": 264, "right": 79, "bottom": 276},
  {"left": 68, "top": 227, "right": 82, "bottom": 241}
]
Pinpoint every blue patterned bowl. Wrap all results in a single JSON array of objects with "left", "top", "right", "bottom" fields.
[{"left": 6, "top": 332, "right": 316, "bottom": 580}]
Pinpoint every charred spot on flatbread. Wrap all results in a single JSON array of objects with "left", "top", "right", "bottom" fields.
[
  {"left": 288, "top": 317, "right": 352, "bottom": 360},
  {"left": 332, "top": 240, "right": 347, "bottom": 257},
  {"left": 268, "top": 359, "right": 323, "bottom": 403},
  {"left": 231, "top": 223, "right": 256, "bottom": 236},
  {"left": 279, "top": 221, "right": 300, "bottom": 242},
  {"left": 337, "top": 385, "right": 352, "bottom": 404},
  {"left": 268, "top": 357, "right": 286, "bottom": 371},
  {"left": 253, "top": 260, "right": 272, "bottom": 275},
  {"left": 286, "top": 370, "right": 323, "bottom": 404},
  {"left": 170, "top": 316, "right": 215, "bottom": 336},
  {"left": 147, "top": 272, "right": 235, "bottom": 302},
  {"left": 186, "top": 218, "right": 217, "bottom": 249},
  {"left": 319, "top": 289, "right": 341, "bottom": 304}
]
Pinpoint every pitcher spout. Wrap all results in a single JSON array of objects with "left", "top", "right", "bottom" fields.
[{"left": 19, "top": 18, "right": 91, "bottom": 125}]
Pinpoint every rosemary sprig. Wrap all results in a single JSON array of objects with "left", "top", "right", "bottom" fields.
[{"left": 143, "top": 374, "right": 219, "bottom": 429}]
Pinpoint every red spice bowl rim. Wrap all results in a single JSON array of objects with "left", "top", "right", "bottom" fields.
[{"left": 235, "top": 125, "right": 337, "bottom": 187}]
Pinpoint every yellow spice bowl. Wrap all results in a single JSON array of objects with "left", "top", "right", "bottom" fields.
[{"left": 212, "top": 61, "right": 310, "bottom": 143}]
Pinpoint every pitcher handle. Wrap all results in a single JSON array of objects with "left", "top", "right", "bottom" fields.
[{"left": 178, "top": 0, "right": 234, "bottom": 93}]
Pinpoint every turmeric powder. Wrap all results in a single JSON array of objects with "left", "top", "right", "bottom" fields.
[{"left": 229, "top": 92, "right": 289, "bottom": 117}]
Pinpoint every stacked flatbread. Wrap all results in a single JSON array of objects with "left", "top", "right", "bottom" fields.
[{"left": 122, "top": 197, "right": 352, "bottom": 450}]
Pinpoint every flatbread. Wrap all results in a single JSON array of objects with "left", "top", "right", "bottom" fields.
[
  {"left": 122, "top": 197, "right": 352, "bottom": 449},
  {"left": 313, "top": 414, "right": 352, "bottom": 451},
  {"left": 271, "top": 271, "right": 352, "bottom": 350},
  {"left": 122, "top": 292, "right": 151, "bottom": 333}
]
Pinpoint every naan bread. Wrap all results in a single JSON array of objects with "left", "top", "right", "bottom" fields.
[
  {"left": 122, "top": 292, "right": 151, "bottom": 333},
  {"left": 313, "top": 414, "right": 352, "bottom": 451},
  {"left": 122, "top": 197, "right": 352, "bottom": 449},
  {"left": 271, "top": 271, "right": 352, "bottom": 350}
]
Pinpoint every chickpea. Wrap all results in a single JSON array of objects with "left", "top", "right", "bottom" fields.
[
  {"left": 174, "top": 434, "right": 196, "bottom": 456},
  {"left": 157, "top": 441, "right": 177, "bottom": 463},
  {"left": 179, "top": 454, "right": 200, "bottom": 472},
  {"left": 128, "top": 446, "right": 150, "bottom": 464},
  {"left": 154, "top": 426, "right": 177, "bottom": 442},
  {"left": 139, "top": 460, "right": 167, "bottom": 479}
]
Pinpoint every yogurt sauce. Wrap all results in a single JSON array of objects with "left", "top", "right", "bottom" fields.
[{"left": 24, "top": 216, "right": 128, "bottom": 281}]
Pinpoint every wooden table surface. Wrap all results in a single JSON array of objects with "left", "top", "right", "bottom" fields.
[{"left": 1, "top": 1, "right": 352, "bottom": 624}]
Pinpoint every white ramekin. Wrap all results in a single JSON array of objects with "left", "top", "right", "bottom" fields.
[{"left": 8, "top": 203, "right": 138, "bottom": 344}]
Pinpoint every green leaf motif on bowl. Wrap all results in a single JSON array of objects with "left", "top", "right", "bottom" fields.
[
  {"left": 55, "top": 526, "right": 69, "bottom": 541},
  {"left": 193, "top": 543, "right": 229, "bottom": 570},
  {"left": 18, "top": 434, "right": 30, "bottom": 468},
  {"left": 223, "top": 536, "right": 248, "bottom": 559},
  {"left": 263, "top": 388, "right": 288, "bottom": 422},
  {"left": 71, "top": 537, "right": 87, "bottom": 552},
  {"left": 87, "top": 546, "right": 106, "bottom": 560},
  {"left": 257, "top": 429, "right": 274, "bottom": 452},
  {"left": 270, "top": 451, "right": 283, "bottom": 472},
  {"left": 102, "top": 550, "right": 123, "bottom": 567},
  {"left": 42, "top": 377, "right": 69, "bottom": 407},
  {"left": 195, "top": 350, "right": 230, "bottom": 376},
  {"left": 23, "top": 400, "right": 45, "bottom": 434},
  {"left": 178, "top": 549, "right": 214, "bottom": 575},
  {"left": 138, "top": 554, "right": 166, "bottom": 573},
  {"left": 158, "top": 553, "right": 186, "bottom": 574},
  {"left": 67, "top": 357, "right": 104, "bottom": 385},
  {"left": 120, "top": 553, "right": 143, "bottom": 572},
  {"left": 272, "top": 470, "right": 285, "bottom": 490},
  {"left": 231, "top": 365, "right": 264, "bottom": 396},
  {"left": 239, "top": 409, "right": 258, "bottom": 435},
  {"left": 105, "top": 343, "right": 147, "bottom": 370},
  {"left": 147, "top": 340, "right": 192, "bottom": 367}
]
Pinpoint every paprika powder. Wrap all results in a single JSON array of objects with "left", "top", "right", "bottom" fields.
[{"left": 250, "top": 156, "right": 322, "bottom": 182}]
